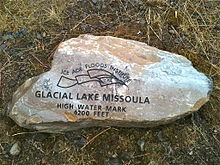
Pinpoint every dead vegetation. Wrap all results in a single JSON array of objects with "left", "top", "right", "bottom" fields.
[{"left": 0, "top": 0, "right": 220, "bottom": 164}]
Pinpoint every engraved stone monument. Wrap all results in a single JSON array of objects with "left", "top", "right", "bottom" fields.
[{"left": 9, "top": 35, "right": 213, "bottom": 132}]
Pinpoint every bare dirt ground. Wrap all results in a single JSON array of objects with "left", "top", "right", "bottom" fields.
[{"left": 0, "top": 0, "right": 220, "bottom": 164}]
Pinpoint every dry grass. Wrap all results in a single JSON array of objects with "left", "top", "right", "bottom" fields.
[{"left": 0, "top": 0, "right": 220, "bottom": 164}]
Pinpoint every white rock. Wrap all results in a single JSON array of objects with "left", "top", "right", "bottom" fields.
[
  {"left": 8, "top": 35, "right": 213, "bottom": 132},
  {"left": 10, "top": 142, "right": 21, "bottom": 156}
]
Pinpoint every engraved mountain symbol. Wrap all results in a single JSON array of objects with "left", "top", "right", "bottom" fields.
[{"left": 57, "top": 69, "right": 126, "bottom": 88}]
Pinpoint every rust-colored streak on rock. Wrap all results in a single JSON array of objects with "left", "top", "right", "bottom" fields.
[
  {"left": 64, "top": 111, "right": 77, "bottom": 121},
  {"left": 191, "top": 98, "right": 209, "bottom": 111},
  {"left": 96, "top": 37, "right": 160, "bottom": 65}
]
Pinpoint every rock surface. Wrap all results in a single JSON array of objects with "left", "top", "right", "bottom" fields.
[{"left": 9, "top": 35, "right": 213, "bottom": 132}]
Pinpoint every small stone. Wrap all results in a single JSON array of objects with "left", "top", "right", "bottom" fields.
[
  {"left": 108, "top": 23, "right": 114, "bottom": 28},
  {"left": 9, "top": 142, "right": 21, "bottom": 156},
  {"left": 19, "top": 74, "right": 25, "bottom": 79},
  {"left": 2, "top": 34, "right": 14, "bottom": 41},
  {"left": 123, "top": 17, "right": 131, "bottom": 22},
  {"left": 13, "top": 32, "right": 21, "bottom": 38},
  {"left": 168, "top": 29, "right": 175, "bottom": 34},
  {"left": 211, "top": 57, "right": 219, "bottom": 65},
  {"left": 13, "top": 29, "right": 28, "bottom": 38},
  {"left": 167, "top": 145, "right": 174, "bottom": 155},
  {"left": 2, "top": 150, "right": 7, "bottom": 155},
  {"left": 189, "top": 150, "right": 193, "bottom": 156},
  {"left": 42, "top": 32, "right": 46, "bottom": 37},
  {"left": 139, "top": 18, "right": 146, "bottom": 24},
  {"left": 214, "top": 24, "right": 220, "bottom": 30},
  {"left": 8, "top": 80, "right": 17, "bottom": 88},
  {"left": 7, "top": 103, "right": 13, "bottom": 115},
  {"left": 6, "top": 49, "right": 17, "bottom": 57},
  {"left": 14, "top": 72, "right": 20, "bottom": 79},
  {"left": 137, "top": 139, "right": 145, "bottom": 151},
  {"left": 91, "top": 0, "right": 98, "bottom": 3},
  {"left": 204, "top": 2, "right": 212, "bottom": 8},
  {"left": 137, "top": 31, "right": 143, "bottom": 35},
  {"left": 105, "top": 157, "right": 122, "bottom": 165},
  {"left": 19, "top": 66, "right": 26, "bottom": 71},
  {"left": 192, "top": 112, "right": 206, "bottom": 124},
  {"left": 73, "top": 136, "right": 86, "bottom": 148},
  {"left": 9, "top": 35, "right": 213, "bottom": 132},
  {"left": 157, "top": 130, "right": 166, "bottom": 142},
  {"left": 174, "top": 37, "right": 184, "bottom": 44},
  {"left": 3, "top": 152, "right": 9, "bottom": 158},
  {"left": 0, "top": 43, "right": 7, "bottom": 51},
  {"left": 36, "top": 34, "right": 43, "bottom": 39},
  {"left": 120, "top": 151, "right": 134, "bottom": 161},
  {"left": 21, "top": 29, "right": 28, "bottom": 35}
]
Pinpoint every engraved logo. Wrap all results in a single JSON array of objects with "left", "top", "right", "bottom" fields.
[{"left": 57, "top": 69, "right": 127, "bottom": 88}]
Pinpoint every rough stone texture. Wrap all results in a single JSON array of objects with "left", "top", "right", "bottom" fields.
[{"left": 8, "top": 35, "right": 213, "bottom": 132}]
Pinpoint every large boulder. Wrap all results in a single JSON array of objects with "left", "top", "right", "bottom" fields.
[{"left": 9, "top": 35, "right": 213, "bottom": 132}]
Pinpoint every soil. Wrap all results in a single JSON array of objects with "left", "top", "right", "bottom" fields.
[{"left": 0, "top": 0, "right": 220, "bottom": 165}]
